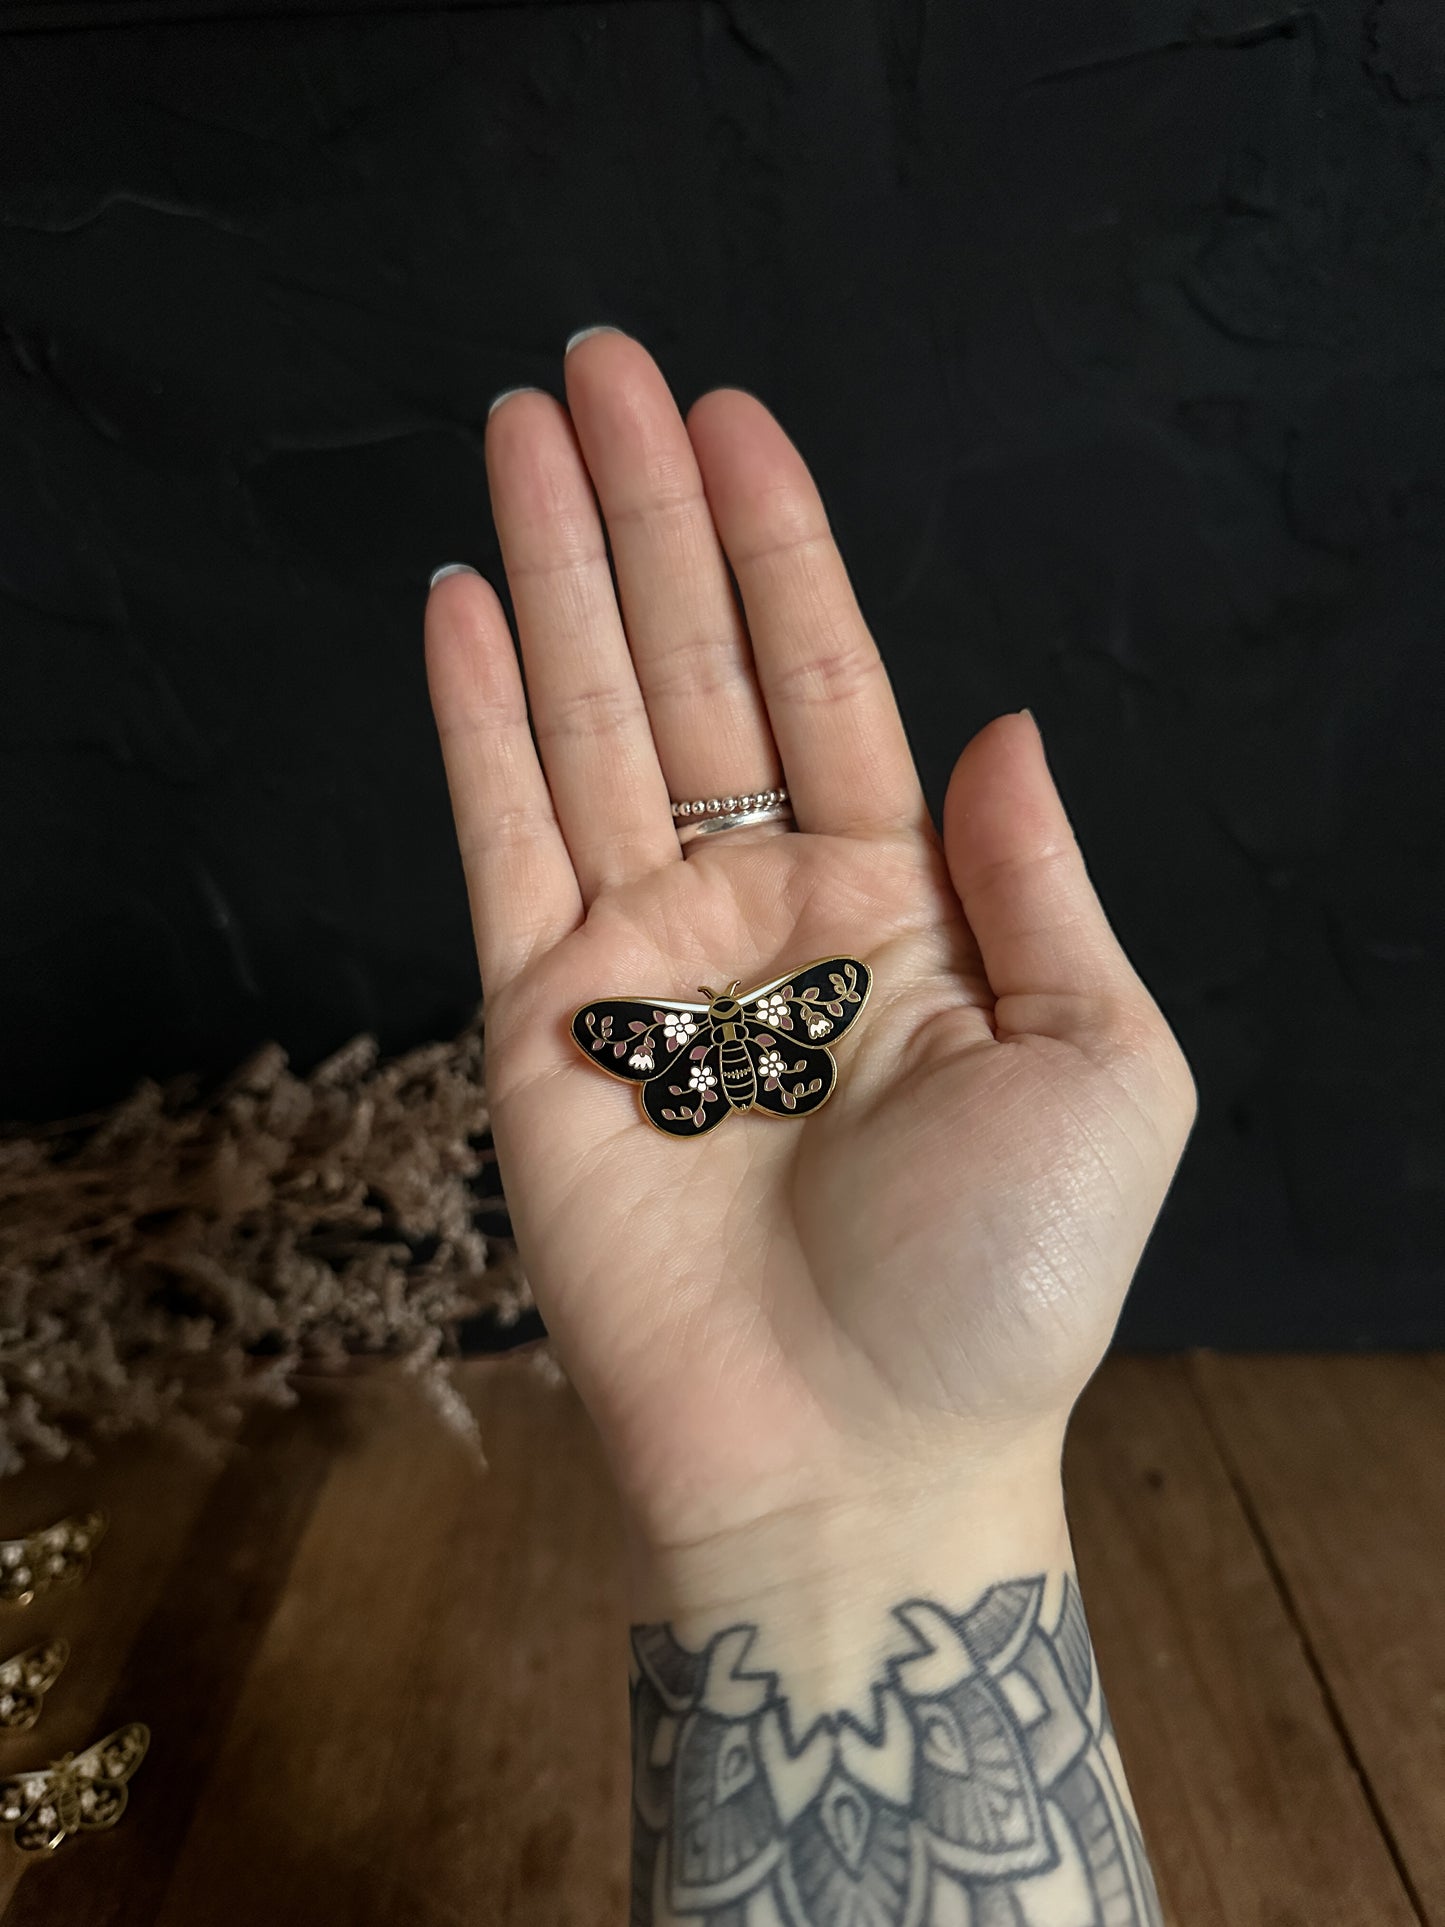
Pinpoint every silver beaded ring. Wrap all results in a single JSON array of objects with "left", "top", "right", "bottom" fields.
[
  {"left": 670, "top": 787, "right": 788, "bottom": 821},
  {"left": 672, "top": 787, "right": 793, "bottom": 847}
]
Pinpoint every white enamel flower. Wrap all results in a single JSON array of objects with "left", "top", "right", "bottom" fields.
[
  {"left": 806, "top": 1014, "right": 833, "bottom": 1039},
  {"left": 757, "top": 1048, "right": 785, "bottom": 1079},
  {"left": 756, "top": 992, "right": 790, "bottom": 1024},
  {"left": 628, "top": 1048, "right": 655, "bottom": 1071},
  {"left": 663, "top": 1014, "right": 698, "bottom": 1049},
  {"left": 687, "top": 1063, "right": 717, "bottom": 1093}
]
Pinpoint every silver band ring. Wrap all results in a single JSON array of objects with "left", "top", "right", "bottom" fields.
[{"left": 674, "top": 795, "right": 794, "bottom": 847}]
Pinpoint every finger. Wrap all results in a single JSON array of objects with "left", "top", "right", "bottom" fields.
[
  {"left": 424, "top": 566, "right": 582, "bottom": 989},
  {"left": 562, "top": 331, "right": 781, "bottom": 810},
  {"left": 486, "top": 387, "right": 678, "bottom": 900},
  {"left": 686, "top": 389, "right": 928, "bottom": 838},
  {"left": 941, "top": 710, "right": 1156, "bottom": 1041}
]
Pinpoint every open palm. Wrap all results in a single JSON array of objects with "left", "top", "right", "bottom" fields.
[{"left": 425, "top": 331, "right": 1195, "bottom": 1553}]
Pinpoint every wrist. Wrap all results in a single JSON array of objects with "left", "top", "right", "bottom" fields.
[
  {"left": 623, "top": 1426, "right": 1070, "bottom": 1718},
  {"left": 624, "top": 1444, "right": 1160, "bottom": 1927}
]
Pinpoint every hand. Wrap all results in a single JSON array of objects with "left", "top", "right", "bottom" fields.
[{"left": 424, "top": 331, "right": 1196, "bottom": 1582}]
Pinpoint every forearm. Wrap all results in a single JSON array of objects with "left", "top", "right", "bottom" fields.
[{"left": 624, "top": 1446, "right": 1163, "bottom": 1927}]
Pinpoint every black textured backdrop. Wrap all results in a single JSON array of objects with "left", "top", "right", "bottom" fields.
[{"left": 1, "top": 1, "right": 1441, "bottom": 1345}]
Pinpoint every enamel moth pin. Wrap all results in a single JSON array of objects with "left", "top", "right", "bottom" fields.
[
  {"left": 0, "top": 1722, "right": 148, "bottom": 1852},
  {"left": 570, "top": 956, "right": 871, "bottom": 1137}
]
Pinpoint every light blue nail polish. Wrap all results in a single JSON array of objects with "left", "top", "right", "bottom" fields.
[
  {"left": 487, "top": 385, "right": 542, "bottom": 417},
  {"left": 429, "top": 563, "right": 478, "bottom": 589},
  {"left": 565, "top": 324, "right": 620, "bottom": 354}
]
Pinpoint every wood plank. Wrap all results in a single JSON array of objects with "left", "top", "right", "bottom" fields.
[
  {"left": 1067, "top": 1356, "right": 1421, "bottom": 1927},
  {"left": 1194, "top": 1354, "right": 1445, "bottom": 1924},
  {"left": 151, "top": 1360, "right": 630, "bottom": 1926}
]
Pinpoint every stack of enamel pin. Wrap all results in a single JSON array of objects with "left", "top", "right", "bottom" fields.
[{"left": 0, "top": 1512, "right": 148, "bottom": 1854}]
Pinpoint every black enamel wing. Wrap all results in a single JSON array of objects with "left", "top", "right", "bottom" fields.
[
  {"left": 570, "top": 957, "right": 871, "bottom": 1138},
  {"left": 0, "top": 1511, "right": 105, "bottom": 1608}
]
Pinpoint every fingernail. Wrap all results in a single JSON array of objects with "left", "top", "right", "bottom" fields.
[
  {"left": 487, "top": 385, "right": 542, "bottom": 417},
  {"left": 1019, "top": 706, "right": 1037, "bottom": 725},
  {"left": 565, "top": 324, "right": 620, "bottom": 354},
  {"left": 429, "top": 563, "right": 478, "bottom": 589}
]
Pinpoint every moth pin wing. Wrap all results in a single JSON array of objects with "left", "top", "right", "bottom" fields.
[
  {"left": 570, "top": 998, "right": 700, "bottom": 1084},
  {"left": 0, "top": 1771, "right": 45, "bottom": 1825},
  {"left": 38, "top": 1511, "right": 91, "bottom": 1545},
  {"left": 573, "top": 992, "right": 707, "bottom": 1020},
  {"left": 77, "top": 1779, "right": 129, "bottom": 1833},
  {"left": 0, "top": 1696, "right": 40, "bottom": 1733},
  {"left": 21, "top": 1642, "right": 67, "bottom": 1692},
  {"left": 736, "top": 957, "right": 871, "bottom": 1038},
  {"left": 12, "top": 1806, "right": 63, "bottom": 1853},
  {"left": 640, "top": 1039, "right": 731, "bottom": 1137},
  {"left": 35, "top": 1521, "right": 95, "bottom": 1587},
  {"left": 785, "top": 957, "right": 871, "bottom": 1037},
  {"left": 68, "top": 1510, "right": 107, "bottom": 1552},
  {"left": 74, "top": 1723, "right": 150, "bottom": 1788},
  {"left": 749, "top": 1035, "right": 838, "bottom": 1119},
  {"left": 37, "top": 1639, "right": 68, "bottom": 1683}
]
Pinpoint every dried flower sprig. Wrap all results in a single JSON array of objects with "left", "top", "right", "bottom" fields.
[{"left": 0, "top": 1008, "right": 533, "bottom": 1474}]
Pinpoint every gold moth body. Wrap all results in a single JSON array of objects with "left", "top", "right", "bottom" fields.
[{"left": 706, "top": 989, "right": 759, "bottom": 1112}]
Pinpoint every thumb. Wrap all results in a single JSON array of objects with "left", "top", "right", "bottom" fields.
[{"left": 942, "top": 710, "right": 1155, "bottom": 1045}]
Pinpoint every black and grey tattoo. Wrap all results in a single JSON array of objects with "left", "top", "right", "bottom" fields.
[{"left": 629, "top": 1575, "right": 1162, "bottom": 1926}]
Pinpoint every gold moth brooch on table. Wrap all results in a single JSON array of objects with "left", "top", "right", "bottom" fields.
[
  {"left": 570, "top": 956, "right": 871, "bottom": 1137},
  {"left": 0, "top": 1722, "right": 148, "bottom": 1853}
]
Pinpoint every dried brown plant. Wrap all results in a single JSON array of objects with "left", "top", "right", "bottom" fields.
[{"left": 0, "top": 1010, "right": 534, "bottom": 1474}]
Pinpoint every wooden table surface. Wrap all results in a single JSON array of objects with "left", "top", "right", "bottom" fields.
[{"left": 0, "top": 1352, "right": 1438, "bottom": 1926}]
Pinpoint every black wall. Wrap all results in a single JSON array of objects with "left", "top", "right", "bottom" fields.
[{"left": 1, "top": 1, "right": 1441, "bottom": 1345}]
